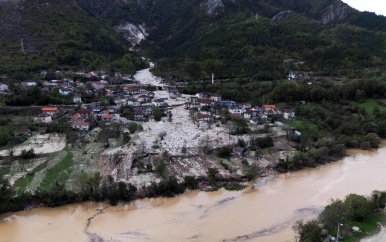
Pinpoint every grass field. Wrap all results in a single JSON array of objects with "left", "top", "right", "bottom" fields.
[
  {"left": 290, "top": 120, "right": 318, "bottom": 132},
  {"left": 335, "top": 214, "right": 386, "bottom": 242},
  {"left": 38, "top": 149, "right": 74, "bottom": 191},
  {"left": 352, "top": 99, "right": 386, "bottom": 113},
  {"left": 14, "top": 160, "right": 49, "bottom": 192}
]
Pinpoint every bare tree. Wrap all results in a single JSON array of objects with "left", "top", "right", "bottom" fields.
[
  {"left": 137, "top": 141, "right": 148, "bottom": 158},
  {"left": 199, "top": 135, "right": 213, "bottom": 155}
]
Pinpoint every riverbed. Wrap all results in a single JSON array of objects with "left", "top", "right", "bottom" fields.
[{"left": 1, "top": 147, "right": 386, "bottom": 242}]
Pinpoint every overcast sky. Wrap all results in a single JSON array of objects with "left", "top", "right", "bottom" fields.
[{"left": 342, "top": 0, "right": 386, "bottom": 16}]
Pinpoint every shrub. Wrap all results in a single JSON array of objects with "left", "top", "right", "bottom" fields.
[{"left": 217, "top": 146, "right": 232, "bottom": 158}]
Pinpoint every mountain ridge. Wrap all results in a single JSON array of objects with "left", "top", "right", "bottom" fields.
[{"left": 1, "top": 0, "right": 386, "bottom": 79}]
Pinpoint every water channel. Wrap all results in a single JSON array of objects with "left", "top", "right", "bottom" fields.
[{"left": 1, "top": 147, "right": 386, "bottom": 242}]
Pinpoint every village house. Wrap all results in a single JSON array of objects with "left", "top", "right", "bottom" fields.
[
  {"left": 263, "top": 104, "right": 276, "bottom": 110},
  {"left": 196, "top": 113, "right": 213, "bottom": 122},
  {"left": 137, "top": 94, "right": 149, "bottom": 103},
  {"left": 241, "top": 103, "right": 252, "bottom": 110},
  {"left": 221, "top": 100, "right": 236, "bottom": 108},
  {"left": 210, "top": 94, "right": 222, "bottom": 102},
  {"left": 83, "top": 89, "right": 93, "bottom": 95},
  {"left": 229, "top": 106, "right": 244, "bottom": 115},
  {"left": 73, "top": 94, "right": 82, "bottom": 103},
  {"left": 76, "top": 108, "right": 93, "bottom": 120},
  {"left": 234, "top": 147, "right": 247, "bottom": 157},
  {"left": 169, "top": 89, "right": 181, "bottom": 98},
  {"left": 75, "top": 80, "right": 84, "bottom": 87},
  {"left": 71, "top": 121, "right": 90, "bottom": 131},
  {"left": 42, "top": 107, "right": 59, "bottom": 116},
  {"left": 128, "top": 98, "right": 141, "bottom": 107},
  {"left": 143, "top": 106, "right": 153, "bottom": 116},
  {"left": 22, "top": 80, "right": 38, "bottom": 88},
  {"left": 34, "top": 113, "right": 52, "bottom": 124},
  {"left": 195, "top": 93, "right": 205, "bottom": 99},
  {"left": 100, "top": 110, "right": 110, "bottom": 117},
  {"left": 92, "top": 81, "right": 105, "bottom": 90},
  {"left": 70, "top": 113, "right": 83, "bottom": 123},
  {"left": 101, "top": 114, "right": 114, "bottom": 122},
  {"left": 59, "top": 87, "right": 72, "bottom": 96},
  {"left": 153, "top": 99, "right": 167, "bottom": 107},
  {"left": 199, "top": 98, "right": 213, "bottom": 107},
  {"left": 283, "top": 109, "right": 295, "bottom": 120},
  {"left": 0, "top": 83, "right": 8, "bottom": 92},
  {"left": 185, "top": 102, "right": 196, "bottom": 110},
  {"left": 134, "top": 110, "right": 145, "bottom": 121},
  {"left": 244, "top": 109, "right": 258, "bottom": 119},
  {"left": 94, "top": 88, "right": 107, "bottom": 97}
]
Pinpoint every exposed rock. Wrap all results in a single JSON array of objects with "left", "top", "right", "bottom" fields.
[
  {"left": 320, "top": 3, "right": 351, "bottom": 25},
  {"left": 114, "top": 22, "right": 148, "bottom": 49},
  {"left": 201, "top": 0, "right": 224, "bottom": 16},
  {"left": 271, "top": 10, "right": 293, "bottom": 21}
]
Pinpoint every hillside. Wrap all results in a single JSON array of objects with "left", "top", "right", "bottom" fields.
[
  {"left": 0, "top": 0, "right": 145, "bottom": 75},
  {"left": 1, "top": 0, "right": 386, "bottom": 79}
]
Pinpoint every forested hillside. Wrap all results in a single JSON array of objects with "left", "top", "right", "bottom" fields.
[
  {"left": 1, "top": 0, "right": 386, "bottom": 79},
  {"left": 0, "top": 0, "right": 145, "bottom": 76}
]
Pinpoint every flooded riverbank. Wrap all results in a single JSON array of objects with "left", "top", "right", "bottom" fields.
[{"left": 1, "top": 147, "right": 386, "bottom": 242}]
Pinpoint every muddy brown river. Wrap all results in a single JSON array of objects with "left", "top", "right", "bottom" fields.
[{"left": 1, "top": 148, "right": 386, "bottom": 242}]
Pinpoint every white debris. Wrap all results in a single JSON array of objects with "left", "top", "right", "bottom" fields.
[{"left": 0, "top": 133, "right": 66, "bottom": 156}]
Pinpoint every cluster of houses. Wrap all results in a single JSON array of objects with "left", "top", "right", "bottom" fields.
[
  {"left": 187, "top": 93, "right": 295, "bottom": 125},
  {"left": 18, "top": 70, "right": 139, "bottom": 104},
  {"left": 33, "top": 104, "right": 120, "bottom": 132}
]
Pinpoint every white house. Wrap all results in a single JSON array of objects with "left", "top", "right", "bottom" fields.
[
  {"left": 34, "top": 113, "right": 52, "bottom": 124},
  {"left": 22, "top": 80, "right": 37, "bottom": 88},
  {"left": 229, "top": 107, "right": 243, "bottom": 115},
  {"left": 210, "top": 94, "right": 222, "bottom": 102},
  {"left": 196, "top": 113, "right": 213, "bottom": 122},
  {"left": 59, "top": 87, "right": 72, "bottom": 96},
  {"left": 283, "top": 109, "right": 295, "bottom": 120},
  {"left": 0, "top": 83, "right": 8, "bottom": 92},
  {"left": 153, "top": 99, "right": 167, "bottom": 107},
  {"left": 73, "top": 94, "right": 82, "bottom": 103},
  {"left": 137, "top": 94, "right": 149, "bottom": 103},
  {"left": 71, "top": 121, "right": 90, "bottom": 131},
  {"left": 195, "top": 93, "right": 205, "bottom": 99},
  {"left": 127, "top": 98, "right": 141, "bottom": 107}
]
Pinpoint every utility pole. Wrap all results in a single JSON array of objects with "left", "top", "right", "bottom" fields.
[{"left": 20, "top": 38, "right": 25, "bottom": 54}]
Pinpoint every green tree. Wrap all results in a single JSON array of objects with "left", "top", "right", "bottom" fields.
[
  {"left": 344, "top": 194, "right": 372, "bottom": 221},
  {"left": 184, "top": 176, "right": 199, "bottom": 190},
  {"left": 155, "top": 160, "right": 167, "bottom": 178},
  {"left": 319, "top": 199, "right": 348, "bottom": 231},
  {"left": 153, "top": 107, "right": 163, "bottom": 121},
  {"left": 77, "top": 172, "right": 101, "bottom": 199},
  {"left": 244, "top": 164, "right": 260, "bottom": 181},
  {"left": 293, "top": 219, "right": 322, "bottom": 242}
]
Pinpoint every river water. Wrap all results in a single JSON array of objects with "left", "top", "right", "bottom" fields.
[{"left": 1, "top": 148, "right": 386, "bottom": 242}]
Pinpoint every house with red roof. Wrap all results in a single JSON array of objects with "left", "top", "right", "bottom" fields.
[{"left": 42, "top": 107, "right": 59, "bottom": 116}]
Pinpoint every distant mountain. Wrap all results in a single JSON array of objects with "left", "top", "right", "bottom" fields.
[{"left": 1, "top": 0, "right": 386, "bottom": 79}]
